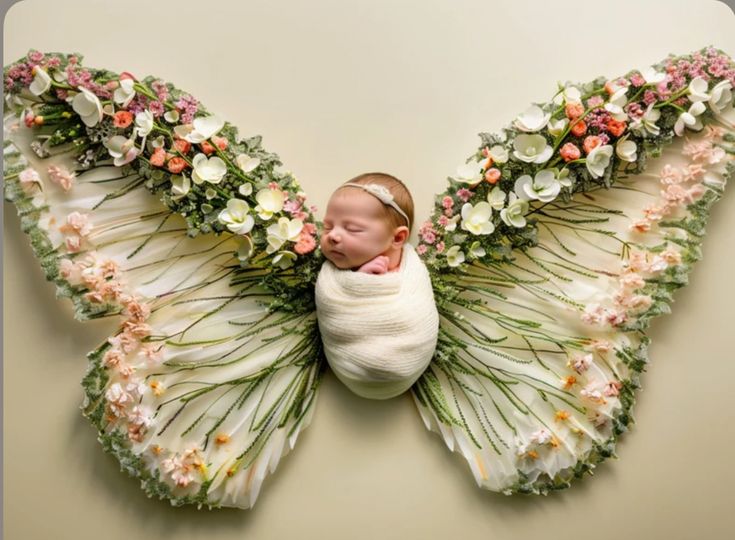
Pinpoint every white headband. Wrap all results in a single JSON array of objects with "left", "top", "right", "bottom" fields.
[{"left": 341, "top": 182, "right": 410, "bottom": 226}]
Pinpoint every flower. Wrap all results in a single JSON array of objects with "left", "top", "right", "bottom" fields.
[
  {"left": 134, "top": 109, "right": 154, "bottom": 141},
  {"left": 266, "top": 217, "right": 303, "bottom": 254},
  {"left": 469, "top": 241, "right": 486, "bottom": 258},
  {"left": 71, "top": 86, "right": 103, "bottom": 127},
  {"left": 513, "top": 134, "right": 553, "bottom": 164},
  {"left": 255, "top": 188, "right": 286, "bottom": 220},
  {"left": 182, "top": 115, "right": 224, "bottom": 143},
  {"left": 709, "top": 80, "right": 733, "bottom": 114},
  {"left": 113, "top": 77, "right": 136, "bottom": 108},
  {"left": 487, "top": 186, "right": 506, "bottom": 211},
  {"left": 487, "top": 144, "right": 509, "bottom": 164},
  {"left": 18, "top": 167, "right": 42, "bottom": 191},
  {"left": 191, "top": 152, "right": 227, "bottom": 184},
  {"left": 604, "top": 87, "right": 629, "bottom": 121},
  {"left": 453, "top": 163, "right": 483, "bottom": 186},
  {"left": 639, "top": 66, "right": 666, "bottom": 84},
  {"left": 629, "top": 103, "right": 661, "bottom": 137},
  {"left": 547, "top": 118, "right": 568, "bottom": 137},
  {"left": 460, "top": 201, "right": 495, "bottom": 235},
  {"left": 445, "top": 245, "right": 465, "bottom": 267},
  {"left": 29, "top": 66, "right": 51, "bottom": 96},
  {"left": 171, "top": 174, "right": 191, "bottom": 199},
  {"left": 615, "top": 135, "right": 637, "bottom": 162},
  {"left": 272, "top": 250, "right": 297, "bottom": 269},
  {"left": 513, "top": 104, "right": 551, "bottom": 132},
  {"left": 218, "top": 198, "right": 254, "bottom": 234},
  {"left": 235, "top": 153, "right": 260, "bottom": 173},
  {"left": 103, "top": 135, "right": 140, "bottom": 166},
  {"left": 236, "top": 235, "right": 255, "bottom": 264},
  {"left": 500, "top": 192, "right": 529, "bottom": 228},
  {"left": 514, "top": 169, "right": 561, "bottom": 202},
  {"left": 585, "top": 144, "right": 613, "bottom": 178},
  {"left": 674, "top": 101, "right": 706, "bottom": 136},
  {"left": 552, "top": 85, "right": 582, "bottom": 105},
  {"left": 687, "top": 76, "right": 710, "bottom": 102}
]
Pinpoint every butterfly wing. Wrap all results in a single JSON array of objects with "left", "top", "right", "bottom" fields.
[
  {"left": 412, "top": 46, "right": 735, "bottom": 494},
  {"left": 4, "top": 51, "right": 326, "bottom": 508}
]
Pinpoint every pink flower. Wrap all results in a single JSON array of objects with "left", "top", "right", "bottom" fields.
[
  {"left": 59, "top": 259, "right": 83, "bottom": 284},
  {"left": 619, "top": 272, "right": 645, "bottom": 289},
  {"left": 18, "top": 167, "right": 42, "bottom": 191},
  {"left": 569, "top": 353, "right": 592, "bottom": 374},
  {"left": 603, "top": 381, "right": 623, "bottom": 397},
  {"left": 435, "top": 241, "right": 445, "bottom": 253},
  {"left": 629, "top": 219, "right": 651, "bottom": 233},
  {"left": 642, "top": 204, "right": 664, "bottom": 222},
  {"left": 122, "top": 298, "right": 151, "bottom": 322},
  {"left": 587, "top": 339, "right": 613, "bottom": 353},
  {"left": 442, "top": 195, "right": 454, "bottom": 209},
  {"left": 684, "top": 183, "right": 706, "bottom": 204},
  {"left": 294, "top": 231, "right": 316, "bottom": 255},
  {"left": 416, "top": 244, "right": 428, "bottom": 255},
  {"left": 65, "top": 235, "right": 82, "bottom": 253},
  {"left": 103, "top": 348, "right": 126, "bottom": 368},
  {"left": 456, "top": 188, "right": 473, "bottom": 202},
  {"left": 625, "top": 251, "right": 650, "bottom": 273},
  {"left": 123, "top": 321, "right": 152, "bottom": 339},
  {"left": 47, "top": 165, "right": 76, "bottom": 191},
  {"left": 683, "top": 163, "right": 706, "bottom": 182},
  {"left": 59, "top": 211, "right": 92, "bottom": 237},
  {"left": 660, "top": 248, "right": 682, "bottom": 266}
]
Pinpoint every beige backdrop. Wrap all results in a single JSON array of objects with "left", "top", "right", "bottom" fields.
[{"left": 4, "top": 0, "right": 735, "bottom": 539}]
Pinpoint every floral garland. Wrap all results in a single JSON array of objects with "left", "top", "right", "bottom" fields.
[
  {"left": 3, "top": 50, "right": 320, "bottom": 272},
  {"left": 416, "top": 45, "right": 735, "bottom": 270}
]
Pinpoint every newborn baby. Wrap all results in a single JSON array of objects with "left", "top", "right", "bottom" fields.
[{"left": 314, "top": 173, "right": 439, "bottom": 400}]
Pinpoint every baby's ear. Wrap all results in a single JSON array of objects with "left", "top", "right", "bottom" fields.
[{"left": 392, "top": 226, "right": 410, "bottom": 244}]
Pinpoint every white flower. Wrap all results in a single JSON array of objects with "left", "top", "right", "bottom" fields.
[
  {"left": 272, "top": 251, "right": 297, "bottom": 269},
  {"left": 191, "top": 153, "right": 227, "bottom": 185},
  {"left": 640, "top": 67, "right": 666, "bottom": 84},
  {"left": 709, "top": 80, "right": 733, "bottom": 114},
  {"left": 460, "top": 201, "right": 495, "bottom": 235},
  {"left": 444, "top": 214, "right": 461, "bottom": 232},
  {"left": 468, "top": 241, "right": 486, "bottom": 258},
  {"left": 553, "top": 85, "right": 581, "bottom": 105},
  {"left": 236, "top": 235, "right": 254, "bottom": 264},
  {"left": 615, "top": 135, "right": 637, "bottom": 162},
  {"left": 235, "top": 153, "right": 261, "bottom": 173},
  {"left": 513, "top": 105, "right": 551, "bottom": 132},
  {"left": 218, "top": 198, "right": 254, "bottom": 235},
  {"left": 500, "top": 192, "right": 529, "bottom": 228},
  {"left": 445, "top": 245, "right": 465, "bottom": 267},
  {"left": 514, "top": 169, "right": 561, "bottom": 202},
  {"left": 266, "top": 217, "right": 303, "bottom": 254},
  {"left": 487, "top": 144, "right": 509, "bottom": 164},
  {"left": 557, "top": 167, "right": 573, "bottom": 188},
  {"left": 134, "top": 110, "right": 154, "bottom": 140},
  {"left": 687, "top": 76, "right": 711, "bottom": 102},
  {"left": 113, "top": 78, "right": 136, "bottom": 108},
  {"left": 629, "top": 102, "right": 661, "bottom": 137},
  {"left": 547, "top": 117, "right": 568, "bottom": 138},
  {"left": 674, "top": 101, "right": 706, "bottom": 136},
  {"left": 255, "top": 188, "right": 286, "bottom": 220},
  {"left": 171, "top": 174, "right": 191, "bottom": 199},
  {"left": 513, "top": 134, "right": 553, "bottom": 164},
  {"left": 164, "top": 109, "right": 180, "bottom": 123},
  {"left": 103, "top": 135, "right": 140, "bottom": 166},
  {"left": 71, "top": 87, "right": 103, "bottom": 127},
  {"left": 453, "top": 163, "right": 483, "bottom": 185},
  {"left": 585, "top": 144, "right": 614, "bottom": 178},
  {"left": 182, "top": 115, "right": 224, "bottom": 143},
  {"left": 238, "top": 183, "right": 253, "bottom": 196},
  {"left": 29, "top": 66, "right": 52, "bottom": 96},
  {"left": 604, "top": 87, "right": 629, "bottom": 121},
  {"left": 487, "top": 186, "right": 506, "bottom": 211}
]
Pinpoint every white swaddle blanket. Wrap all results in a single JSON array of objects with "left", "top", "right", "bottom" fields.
[{"left": 314, "top": 243, "right": 439, "bottom": 400}]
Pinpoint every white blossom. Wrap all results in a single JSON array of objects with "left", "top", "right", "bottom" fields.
[
  {"left": 513, "top": 134, "right": 552, "bottom": 164},
  {"left": 192, "top": 153, "right": 227, "bottom": 185},
  {"left": 585, "top": 144, "right": 614, "bottom": 178},
  {"left": 445, "top": 245, "right": 465, "bottom": 267},
  {"left": 514, "top": 169, "right": 561, "bottom": 202},
  {"left": 72, "top": 87, "right": 103, "bottom": 127},
  {"left": 500, "top": 192, "right": 529, "bottom": 228},
  {"left": 29, "top": 66, "right": 52, "bottom": 96},
  {"left": 218, "top": 198, "right": 254, "bottom": 235},
  {"left": 513, "top": 104, "right": 551, "bottom": 132},
  {"left": 460, "top": 201, "right": 495, "bottom": 235}
]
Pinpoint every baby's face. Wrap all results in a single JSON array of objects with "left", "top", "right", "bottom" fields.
[{"left": 321, "top": 189, "right": 394, "bottom": 270}]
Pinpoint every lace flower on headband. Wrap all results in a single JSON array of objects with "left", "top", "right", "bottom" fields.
[{"left": 341, "top": 182, "right": 410, "bottom": 225}]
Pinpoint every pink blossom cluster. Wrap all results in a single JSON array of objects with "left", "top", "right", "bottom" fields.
[
  {"left": 58, "top": 211, "right": 93, "bottom": 253},
  {"left": 160, "top": 445, "right": 206, "bottom": 488}
]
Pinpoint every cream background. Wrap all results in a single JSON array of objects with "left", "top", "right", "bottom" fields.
[{"left": 3, "top": 0, "right": 735, "bottom": 538}]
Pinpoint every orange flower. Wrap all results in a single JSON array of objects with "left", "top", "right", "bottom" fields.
[
  {"left": 559, "top": 142, "right": 581, "bottom": 162},
  {"left": 583, "top": 135, "right": 602, "bottom": 154},
  {"left": 565, "top": 102, "right": 584, "bottom": 119},
  {"left": 113, "top": 110, "right": 133, "bottom": 128},
  {"left": 484, "top": 168, "right": 501, "bottom": 184},
  {"left": 607, "top": 118, "right": 627, "bottom": 137},
  {"left": 200, "top": 140, "right": 216, "bottom": 155},
  {"left": 555, "top": 410, "right": 571, "bottom": 421},
  {"left": 570, "top": 119, "right": 587, "bottom": 137},
  {"left": 212, "top": 135, "right": 229, "bottom": 151},
  {"left": 561, "top": 375, "right": 577, "bottom": 390},
  {"left": 167, "top": 156, "right": 188, "bottom": 174},
  {"left": 149, "top": 147, "right": 167, "bottom": 167},
  {"left": 173, "top": 138, "right": 191, "bottom": 155}
]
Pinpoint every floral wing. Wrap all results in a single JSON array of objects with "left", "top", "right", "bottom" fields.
[
  {"left": 412, "top": 46, "right": 735, "bottom": 494},
  {"left": 4, "top": 50, "right": 326, "bottom": 509}
]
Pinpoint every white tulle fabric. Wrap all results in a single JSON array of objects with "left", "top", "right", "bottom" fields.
[{"left": 314, "top": 243, "right": 439, "bottom": 400}]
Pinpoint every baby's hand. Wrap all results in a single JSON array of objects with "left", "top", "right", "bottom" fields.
[{"left": 357, "top": 255, "right": 389, "bottom": 274}]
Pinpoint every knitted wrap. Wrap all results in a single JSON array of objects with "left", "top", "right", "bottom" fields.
[{"left": 314, "top": 243, "right": 439, "bottom": 400}]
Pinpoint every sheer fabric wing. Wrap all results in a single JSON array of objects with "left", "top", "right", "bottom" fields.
[
  {"left": 3, "top": 53, "right": 325, "bottom": 509},
  {"left": 412, "top": 54, "right": 735, "bottom": 494}
]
